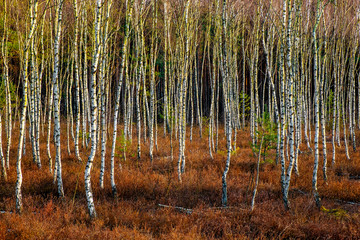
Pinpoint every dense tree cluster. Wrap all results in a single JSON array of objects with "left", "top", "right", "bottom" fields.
[{"left": 1, "top": 0, "right": 359, "bottom": 218}]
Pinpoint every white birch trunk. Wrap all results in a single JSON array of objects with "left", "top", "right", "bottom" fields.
[
  {"left": 85, "top": 0, "right": 103, "bottom": 218},
  {"left": 73, "top": 0, "right": 82, "bottom": 162},
  {"left": 109, "top": 0, "right": 133, "bottom": 199},
  {"left": 99, "top": 0, "right": 112, "bottom": 189},
  {"left": 312, "top": 0, "right": 323, "bottom": 207},
  {"left": 16, "top": 0, "right": 39, "bottom": 214}
]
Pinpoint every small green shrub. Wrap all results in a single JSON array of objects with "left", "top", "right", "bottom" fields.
[{"left": 251, "top": 112, "right": 277, "bottom": 163}]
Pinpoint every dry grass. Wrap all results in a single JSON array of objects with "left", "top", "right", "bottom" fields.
[{"left": 0, "top": 122, "right": 359, "bottom": 239}]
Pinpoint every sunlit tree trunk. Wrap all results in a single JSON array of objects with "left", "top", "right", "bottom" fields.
[
  {"left": 73, "top": 0, "right": 82, "bottom": 162},
  {"left": 85, "top": 0, "right": 103, "bottom": 218},
  {"left": 16, "top": 0, "right": 39, "bottom": 214},
  {"left": 99, "top": 0, "right": 112, "bottom": 190},
  {"left": 1, "top": 0, "right": 9, "bottom": 180},
  {"left": 320, "top": 27, "right": 329, "bottom": 181},
  {"left": 219, "top": 0, "right": 234, "bottom": 207},
  {"left": 135, "top": 0, "right": 146, "bottom": 160},
  {"left": 149, "top": 0, "right": 159, "bottom": 163},
  {"left": 0, "top": 114, "right": 6, "bottom": 181},
  {"left": 279, "top": 0, "right": 289, "bottom": 210},
  {"left": 331, "top": 42, "right": 339, "bottom": 166},
  {"left": 163, "top": 0, "right": 170, "bottom": 137},
  {"left": 52, "top": 0, "right": 65, "bottom": 197},
  {"left": 208, "top": 13, "right": 216, "bottom": 159},
  {"left": 312, "top": 0, "right": 324, "bottom": 208},
  {"left": 109, "top": 0, "right": 133, "bottom": 199},
  {"left": 46, "top": 22, "right": 54, "bottom": 173},
  {"left": 348, "top": 39, "right": 357, "bottom": 153}
]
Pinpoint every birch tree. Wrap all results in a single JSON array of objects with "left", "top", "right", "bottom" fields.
[
  {"left": 312, "top": 0, "right": 326, "bottom": 208},
  {"left": 73, "top": 0, "right": 82, "bottom": 162},
  {"left": 109, "top": 0, "right": 133, "bottom": 199},
  {"left": 15, "top": 0, "right": 39, "bottom": 214},
  {"left": 1, "top": 0, "right": 9, "bottom": 181},
  {"left": 99, "top": 0, "right": 112, "bottom": 190},
  {"left": 52, "top": 0, "right": 65, "bottom": 198},
  {"left": 2, "top": 0, "right": 12, "bottom": 175},
  {"left": 85, "top": 0, "right": 103, "bottom": 218}
]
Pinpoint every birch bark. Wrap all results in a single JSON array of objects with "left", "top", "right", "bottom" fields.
[{"left": 85, "top": 0, "right": 103, "bottom": 218}]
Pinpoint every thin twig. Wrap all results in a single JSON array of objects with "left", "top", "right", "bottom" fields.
[{"left": 158, "top": 204, "right": 193, "bottom": 214}]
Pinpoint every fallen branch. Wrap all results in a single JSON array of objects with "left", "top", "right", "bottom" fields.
[
  {"left": 335, "top": 199, "right": 360, "bottom": 206},
  {"left": 1, "top": 211, "right": 13, "bottom": 214},
  {"left": 158, "top": 204, "right": 193, "bottom": 214},
  {"left": 210, "top": 206, "right": 249, "bottom": 212}
]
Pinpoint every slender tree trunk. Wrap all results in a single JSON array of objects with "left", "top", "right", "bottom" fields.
[
  {"left": 73, "top": 0, "right": 82, "bottom": 162},
  {"left": 16, "top": 0, "right": 39, "bottom": 214},
  {"left": 85, "top": 0, "right": 104, "bottom": 218}
]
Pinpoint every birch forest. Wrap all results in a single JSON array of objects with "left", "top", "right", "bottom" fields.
[{"left": 0, "top": 0, "right": 360, "bottom": 238}]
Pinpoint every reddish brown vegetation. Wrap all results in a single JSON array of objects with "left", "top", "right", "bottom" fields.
[{"left": 0, "top": 123, "right": 359, "bottom": 239}]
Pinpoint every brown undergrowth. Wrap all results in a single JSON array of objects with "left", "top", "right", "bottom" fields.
[{"left": 0, "top": 122, "right": 359, "bottom": 239}]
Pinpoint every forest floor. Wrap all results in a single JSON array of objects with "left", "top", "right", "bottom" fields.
[{"left": 0, "top": 123, "right": 359, "bottom": 239}]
